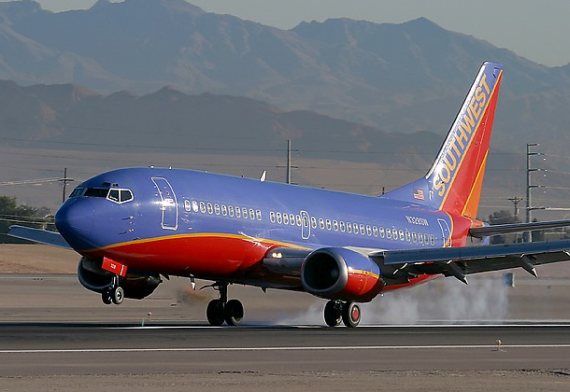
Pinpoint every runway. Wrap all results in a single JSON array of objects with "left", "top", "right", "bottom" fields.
[
  {"left": 2, "top": 273, "right": 570, "bottom": 390},
  {"left": 2, "top": 323, "right": 570, "bottom": 377}
]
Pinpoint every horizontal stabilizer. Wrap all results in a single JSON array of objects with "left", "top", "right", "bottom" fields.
[
  {"left": 470, "top": 219, "right": 570, "bottom": 238},
  {"left": 8, "top": 225, "right": 71, "bottom": 249}
]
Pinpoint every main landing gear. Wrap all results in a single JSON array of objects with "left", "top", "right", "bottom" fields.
[
  {"left": 206, "top": 282, "right": 244, "bottom": 326},
  {"left": 101, "top": 276, "right": 124, "bottom": 305},
  {"left": 324, "top": 300, "right": 361, "bottom": 328}
]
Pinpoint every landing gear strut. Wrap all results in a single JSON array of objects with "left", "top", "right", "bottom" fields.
[
  {"left": 206, "top": 282, "right": 244, "bottom": 326},
  {"left": 102, "top": 276, "right": 124, "bottom": 305},
  {"left": 324, "top": 300, "right": 361, "bottom": 328}
]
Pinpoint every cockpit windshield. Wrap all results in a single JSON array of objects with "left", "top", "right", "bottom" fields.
[{"left": 69, "top": 186, "right": 133, "bottom": 204}]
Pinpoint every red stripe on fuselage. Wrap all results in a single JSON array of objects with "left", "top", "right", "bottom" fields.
[{"left": 85, "top": 235, "right": 277, "bottom": 277}]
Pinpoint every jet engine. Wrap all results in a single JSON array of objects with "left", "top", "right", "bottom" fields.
[
  {"left": 77, "top": 257, "right": 161, "bottom": 299},
  {"left": 301, "top": 247, "right": 385, "bottom": 302}
]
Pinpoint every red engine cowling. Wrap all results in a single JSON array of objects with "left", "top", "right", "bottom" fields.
[{"left": 301, "top": 247, "right": 385, "bottom": 302}]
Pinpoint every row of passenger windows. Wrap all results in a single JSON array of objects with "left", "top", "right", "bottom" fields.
[
  {"left": 184, "top": 200, "right": 263, "bottom": 221},
  {"left": 184, "top": 199, "right": 436, "bottom": 246},
  {"left": 269, "top": 211, "right": 437, "bottom": 245}
]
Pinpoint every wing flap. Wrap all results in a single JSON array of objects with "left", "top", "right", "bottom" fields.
[
  {"left": 8, "top": 225, "right": 71, "bottom": 249},
  {"left": 371, "top": 240, "right": 570, "bottom": 280},
  {"left": 469, "top": 219, "right": 570, "bottom": 238}
]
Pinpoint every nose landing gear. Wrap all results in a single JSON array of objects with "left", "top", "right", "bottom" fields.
[
  {"left": 102, "top": 276, "right": 124, "bottom": 305},
  {"left": 324, "top": 300, "right": 361, "bottom": 328},
  {"left": 206, "top": 282, "right": 244, "bottom": 326}
]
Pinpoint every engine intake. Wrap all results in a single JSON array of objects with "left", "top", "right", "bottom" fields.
[{"left": 301, "top": 247, "right": 385, "bottom": 302}]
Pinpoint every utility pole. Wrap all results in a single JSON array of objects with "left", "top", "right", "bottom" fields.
[
  {"left": 526, "top": 144, "right": 544, "bottom": 242},
  {"left": 508, "top": 196, "right": 524, "bottom": 221},
  {"left": 60, "top": 168, "right": 74, "bottom": 204},
  {"left": 286, "top": 139, "right": 292, "bottom": 185}
]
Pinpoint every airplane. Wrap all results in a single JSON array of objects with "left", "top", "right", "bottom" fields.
[{"left": 10, "top": 61, "right": 570, "bottom": 327}]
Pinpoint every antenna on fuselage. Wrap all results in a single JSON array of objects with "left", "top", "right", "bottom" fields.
[{"left": 260, "top": 171, "right": 267, "bottom": 182}]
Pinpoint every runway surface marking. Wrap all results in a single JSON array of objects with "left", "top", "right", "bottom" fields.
[{"left": 3, "top": 344, "right": 570, "bottom": 354}]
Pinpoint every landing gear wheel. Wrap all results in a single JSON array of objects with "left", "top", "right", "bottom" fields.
[
  {"left": 324, "top": 300, "right": 342, "bottom": 327},
  {"left": 342, "top": 302, "right": 361, "bottom": 328},
  {"left": 112, "top": 286, "right": 124, "bottom": 305},
  {"left": 102, "top": 290, "right": 112, "bottom": 305},
  {"left": 224, "top": 299, "right": 244, "bottom": 326},
  {"left": 206, "top": 299, "right": 225, "bottom": 326}
]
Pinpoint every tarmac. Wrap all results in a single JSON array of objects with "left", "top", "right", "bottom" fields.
[{"left": 0, "top": 251, "right": 569, "bottom": 391}]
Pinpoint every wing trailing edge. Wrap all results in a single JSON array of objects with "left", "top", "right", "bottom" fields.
[{"left": 469, "top": 219, "right": 570, "bottom": 238}]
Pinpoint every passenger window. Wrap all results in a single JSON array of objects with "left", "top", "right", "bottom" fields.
[
  {"left": 373, "top": 226, "right": 378, "bottom": 237},
  {"left": 360, "top": 224, "right": 365, "bottom": 235},
  {"left": 184, "top": 200, "right": 191, "bottom": 211},
  {"left": 347, "top": 223, "right": 352, "bottom": 233},
  {"left": 108, "top": 189, "right": 120, "bottom": 202},
  {"left": 412, "top": 232, "right": 417, "bottom": 243},
  {"left": 283, "top": 214, "right": 289, "bottom": 225},
  {"left": 419, "top": 234, "right": 424, "bottom": 245},
  {"left": 386, "top": 229, "right": 392, "bottom": 239},
  {"left": 249, "top": 209, "right": 255, "bottom": 220},
  {"left": 366, "top": 225, "right": 372, "bottom": 236},
  {"left": 406, "top": 231, "right": 411, "bottom": 242},
  {"left": 311, "top": 217, "right": 317, "bottom": 229},
  {"left": 296, "top": 215, "right": 302, "bottom": 226},
  {"left": 424, "top": 234, "right": 429, "bottom": 244},
  {"left": 229, "top": 205, "right": 235, "bottom": 217},
  {"left": 221, "top": 205, "right": 228, "bottom": 216},
  {"left": 214, "top": 204, "right": 220, "bottom": 215},
  {"left": 270, "top": 211, "right": 276, "bottom": 223},
  {"left": 379, "top": 227, "right": 385, "bottom": 238},
  {"left": 242, "top": 208, "right": 248, "bottom": 219},
  {"left": 430, "top": 235, "right": 436, "bottom": 246},
  {"left": 207, "top": 203, "right": 213, "bottom": 214},
  {"left": 399, "top": 230, "right": 405, "bottom": 241},
  {"left": 319, "top": 218, "right": 325, "bottom": 230},
  {"left": 236, "top": 207, "right": 241, "bottom": 218},
  {"left": 191, "top": 201, "right": 199, "bottom": 213},
  {"left": 340, "top": 221, "right": 346, "bottom": 232},
  {"left": 326, "top": 219, "right": 332, "bottom": 231},
  {"left": 276, "top": 212, "right": 282, "bottom": 224},
  {"left": 392, "top": 228, "right": 398, "bottom": 239},
  {"left": 256, "top": 210, "right": 262, "bottom": 221},
  {"left": 199, "top": 202, "right": 206, "bottom": 213},
  {"left": 333, "top": 220, "right": 339, "bottom": 231}
]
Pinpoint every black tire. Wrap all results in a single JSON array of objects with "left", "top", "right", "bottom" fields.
[
  {"left": 224, "top": 299, "right": 244, "bottom": 326},
  {"left": 342, "top": 302, "right": 361, "bottom": 328},
  {"left": 324, "top": 300, "right": 342, "bottom": 327},
  {"left": 102, "top": 290, "right": 112, "bottom": 305},
  {"left": 112, "top": 286, "right": 124, "bottom": 305},
  {"left": 206, "top": 299, "right": 225, "bottom": 326}
]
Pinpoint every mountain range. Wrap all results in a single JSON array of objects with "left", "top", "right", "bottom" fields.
[{"left": 0, "top": 0, "right": 569, "bottom": 156}]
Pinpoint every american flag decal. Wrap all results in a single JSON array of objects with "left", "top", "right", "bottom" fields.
[{"left": 413, "top": 189, "right": 425, "bottom": 200}]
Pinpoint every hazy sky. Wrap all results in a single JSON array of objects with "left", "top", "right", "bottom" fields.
[{"left": 3, "top": 0, "right": 569, "bottom": 66}]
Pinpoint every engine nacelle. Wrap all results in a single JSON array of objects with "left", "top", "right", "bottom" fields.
[
  {"left": 78, "top": 257, "right": 161, "bottom": 299},
  {"left": 301, "top": 247, "right": 385, "bottom": 302}
]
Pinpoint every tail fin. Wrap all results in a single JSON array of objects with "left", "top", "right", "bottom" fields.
[{"left": 383, "top": 62, "right": 503, "bottom": 218}]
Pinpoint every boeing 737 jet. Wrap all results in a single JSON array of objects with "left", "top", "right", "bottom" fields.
[{"left": 11, "top": 62, "right": 570, "bottom": 327}]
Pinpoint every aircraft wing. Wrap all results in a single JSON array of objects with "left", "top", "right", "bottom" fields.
[
  {"left": 370, "top": 240, "right": 570, "bottom": 283},
  {"left": 8, "top": 225, "right": 71, "bottom": 249},
  {"left": 470, "top": 219, "right": 570, "bottom": 238}
]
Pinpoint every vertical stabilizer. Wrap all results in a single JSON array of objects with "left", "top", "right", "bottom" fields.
[{"left": 383, "top": 62, "right": 503, "bottom": 218}]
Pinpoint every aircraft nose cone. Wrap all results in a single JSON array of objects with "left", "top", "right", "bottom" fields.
[{"left": 55, "top": 200, "right": 95, "bottom": 249}]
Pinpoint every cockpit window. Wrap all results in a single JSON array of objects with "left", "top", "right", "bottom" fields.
[
  {"left": 105, "top": 188, "right": 134, "bottom": 204},
  {"left": 108, "top": 189, "right": 120, "bottom": 202},
  {"left": 120, "top": 190, "right": 133, "bottom": 203},
  {"left": 69, "top": 187, "right": 85, "bottom": 198},
  {"left": 85, "top": 188, "right": 110, "bottom": 198}
]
